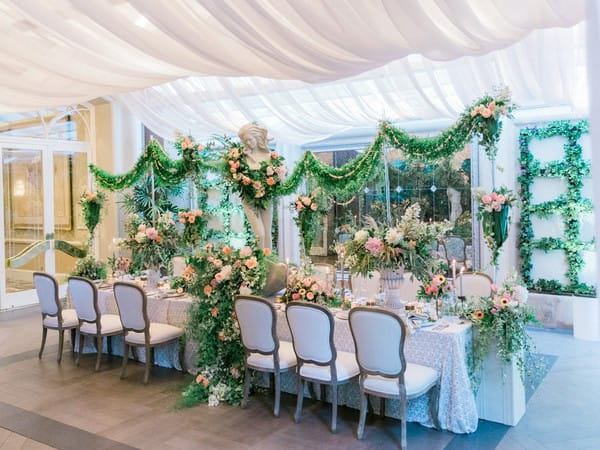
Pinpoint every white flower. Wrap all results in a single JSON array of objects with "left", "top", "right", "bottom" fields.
[
  {"left": 385, "top": 228, "right": 403, "bottom": 245},
  {"left": 208, "top": 394, "right": 219, "bottom": 407},
  {"left": 239, "top": 286, "right": 252, "bottom": 296},
  {"left": 134, "top": 232, "right": 146, "bottom": 243},
  {"left": 513, "top": 285, "right": 528, "bottom": 304},
  {"left": 220, "top": 265, "right": 233, "bottom": 281},
  {"left": 354, "top": 230, "right": 369, "bottom": 242}
]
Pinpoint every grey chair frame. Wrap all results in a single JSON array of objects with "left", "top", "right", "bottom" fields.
[
  {"left": 460, "top": 271, "right": 494, "bottom": 297},
  {"left": 113, "top": 281, "right": 184, "bottom": 384},
  {"left": 285, "top": 301, "right": 357, "bottom": 433},
  {"left": 34, "top": 272, "right": 78, "bottom": 364},
  {"left": 68, "top": 276, "right": 123, "bottom": 371},
  {"left": 235, "top": 295, "right": 295, "bottom": 417},
  {"left": 349, "top": 307, "right": 440, "bottom": 449}
]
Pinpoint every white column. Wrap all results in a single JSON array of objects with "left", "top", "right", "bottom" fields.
[
  {"left": 576, "top": 0, "right": 600, "bottom": 340},
  {"left": 276, "top": 142, "right": 302, "bottom": 264}
]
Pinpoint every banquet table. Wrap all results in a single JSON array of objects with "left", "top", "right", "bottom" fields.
[
  {"left": 272, "top": 309, "right": 478, "bottom": 434},
  {"left": 71, "top": 287, "right": 478, "bottom": 433}
]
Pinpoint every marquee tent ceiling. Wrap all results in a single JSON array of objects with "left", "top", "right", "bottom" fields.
[
  {"left": 116, "top": 23, "right": 587, "bottom": 144},
  {"left": 0, "top": 0, "right": 586, "bottom": 113}
]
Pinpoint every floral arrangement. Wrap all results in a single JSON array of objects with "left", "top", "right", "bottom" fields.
[
  {"left": 169, "top": 264, "right": 196, "bottom": 293},
  {"left": 461, "top": 272, "right": 537, "bottom": 385},
  {"left": 291, "top": 189, "right": 329, "bottom": 256},
  {"left": 281, "top": 271, "right": 341, "bottom": 307},
  {"left": 71, "top": 256, "right": 107, "bottom": 280},
  {"left": 344, "top": 204, "right": 450, "bottom": 281},
  {"left": 222, "top": 142, "right": 287, "bottom": 210},
  {"left": 177, "top": 208, "right": 206, "bottom": 247},
  {"left": 78, "top": 189, "right": 106, "bottom": 248},
  {"left": 417, "top": 273, "right": 454, "bottom": 316},
  {"left": 178, "top": 243, "right": 271, "bottom": 409},
  {"left": 468, "top": 86, "right": 515, "bottom": 161},
  {"left": 173, "top": 134, "right": 209, "bottom": 175},
  {"left": 120, "top": 212, "right": 180, "bottom": 270},
  {"left": 473, "top": 186, "right": 517, "bottom": 266},
  {"left": 108, "top": 256, "right": 132, "bottom": 276}
]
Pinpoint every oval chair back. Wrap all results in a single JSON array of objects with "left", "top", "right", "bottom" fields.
[
  {"left": 68, "top": 276, "right": 99, "bottom": 323},
  {"left": 113, "top": 282, "right": 148, "bottom": 332},
  {"left": 33, "top": 272, "right": 60, "bottom": 317},
  {"left": 285, "top": 302, "right": 334, "bottom": 365},
  {"left": 234, "top": 295, "right": 276, "bottom": 354},
  {"left": 349, "top": 307, "right": 406, "bottom": 378},
  {"left": 351, "top": 271, "right": 381, "bottom": 298},
  {"left": 460, "top": 272, "right": 493, "bottom": 298}
]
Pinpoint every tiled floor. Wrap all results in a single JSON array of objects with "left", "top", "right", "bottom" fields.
[{"left": 0, "top": 305, "right": 599, "bottom": 449}]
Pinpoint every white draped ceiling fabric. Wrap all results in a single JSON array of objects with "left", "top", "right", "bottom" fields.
[
  {"left": 116, "top": 23, "right": 588, "bottom": 144},
  {"left": 0, "top": 0, "right": 586, "bottom": 115}
]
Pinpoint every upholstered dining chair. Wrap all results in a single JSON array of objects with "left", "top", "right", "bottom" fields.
[
  {"left": 460, "top": 272, "right": 493, "bottom": 298},
  {"left": 286, "top": 302, "right": 360, "bottom": 433},
  {"left": 33, "top": 272, "right": 79, "bottom": 364},
  {"left": 350, "top": 271, "right": 381, "bottom": 298},
  {"left": 113, "top": 281, "right": 184, "bottom": 384},
  {"left": 349, "top": 307, "right": 440, "bottom": 449},
  {"left": 68, "top": 276, "right": 124, "bottom": 371},
  {"left": 234, "top": 295, "right": 297, "bottom": 417}
]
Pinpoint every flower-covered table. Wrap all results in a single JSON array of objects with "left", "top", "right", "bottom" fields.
[{"left": 274, "top": 311, "right": 478, "bottom": 434}]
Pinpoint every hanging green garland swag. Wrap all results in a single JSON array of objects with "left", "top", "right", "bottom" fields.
[{"left": 518, "top": 120, "right": 595, "bottom": 297}]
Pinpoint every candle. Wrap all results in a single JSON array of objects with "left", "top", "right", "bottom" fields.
[
  {"left": 452, "top": 259, "right": 457, "bottom": 282},
  {"left": 460, "top": 266, "right": 465, "bottom": 296},
  {"left": 285, "top": 258, "right": 290, "bottom": 288}
]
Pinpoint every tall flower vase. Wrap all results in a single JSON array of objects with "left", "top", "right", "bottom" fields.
[
  {"left": 380, "top": 267, "right": 405, "bottom": 311},
  {"left": 146, "top": 266, "right": 161, "bottom": 290}
]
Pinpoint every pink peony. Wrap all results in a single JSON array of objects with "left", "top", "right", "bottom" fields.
[
  {"left": 481, "top": 195, "right": 492, "bottom": 204},
  {"left": 145, "top": 227, "right": 158, "bottom": 240},
  {"left": 365, "top": 237, "right": 384, "bottom": 255},
  {"left": 490, "top": 192, "right": 498, "bottom": 201},
  {"left": 496, "top": 194, "right": 506, "bottom": 204},
  {"left": 292, "top": 293, "right": 301, "bottom": 300},
  {"left": 240, "top": 246, "right": 253, "bottom": 258}
]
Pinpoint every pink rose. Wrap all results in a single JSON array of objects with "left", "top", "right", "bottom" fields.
[
  {"left": 301, "top": 197, "right": 311, "bottom": 206},
  {"left": 239, "top": 246, "right": 253, "bottom": 258},
  {"left": 365, "top": 237, "right": 384, "bottom": 255},
  {"left": 481, "top": 195, "right": 492, "bottom": 204},
  {"left": 145, "top": 227, "right": 158, "bottom": 240},
  {"left": 490, "top": 192, "right": 498, "bottom": 201},
  {"left": 481, "top": 107, "right": 492, "bottom": 119},
  {"left": 266, "top": 166, "right": 274, "bottom": 176},
  {"left": 310, "top": 203, "right": 318, "bottom": 211},
  {"left": 496, "top": 194, "right": 506, "bottom": 204},
  {"left": 292, "top": 293, "right": 301, "bottom": 300}
]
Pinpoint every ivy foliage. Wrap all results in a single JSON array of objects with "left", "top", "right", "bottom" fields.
[{"left": 518, "top": 120, "right": 595, "bottom": 297}]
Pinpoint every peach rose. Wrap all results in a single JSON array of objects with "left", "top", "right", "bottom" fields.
[
  {"left": 223, "top": 246, "right": 232, "bottom": 255},
  {"left": 211, "top": 307, "right": 219, "bottom": 317},
  {"left": 245, "top": 257, "right": 258, "bottom": 269},
  {"left": 263, "top": 248, "right": 272, "bottom": 257},
  {"left": 203, "top": 285, "right": 212, "bottom": 295},
  {"left": 266, "top": 177, "right": 275, "bottom": 186}
]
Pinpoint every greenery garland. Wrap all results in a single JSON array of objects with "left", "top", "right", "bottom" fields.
[
  {"left": 518, "top": 120, "right": 595, "bottom": 297},
  {"left": 177, "top": 243, "right": 270, "bottom": 408}
]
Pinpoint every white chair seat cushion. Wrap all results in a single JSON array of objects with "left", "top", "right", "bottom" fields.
[
  {"left": 80, "top": 314, "right": 123, "bottom": 335},
  {"left": 247, "top": 340, "right": 297, "bottom": 371},
  {"left": 43, "top": 309, "right": 78, "bottom": 328},
  {"left": 299, "top": 350, "right": 359, "bottom": 382},
  {"left": 125, "top": 322, "right": 183, "bottom": 345},
  {"left": 363, "top": 363, "right": 438, "bottom": 398}
]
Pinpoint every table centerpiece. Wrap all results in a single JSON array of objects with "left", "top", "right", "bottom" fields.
[
  {"left": 120, "top": 212, "right": 180, "bottom": 289},
  {"left": 344, "top": 203, "right": 450, "bottom": 310}
]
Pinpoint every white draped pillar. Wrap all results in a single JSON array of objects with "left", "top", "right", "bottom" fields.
[{"left": 276, "top": 142, "right": 302, "bottom": 264}]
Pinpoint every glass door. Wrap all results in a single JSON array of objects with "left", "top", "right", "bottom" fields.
[{"left": 1, "top": 148, "right": 46, "bottom": 306}]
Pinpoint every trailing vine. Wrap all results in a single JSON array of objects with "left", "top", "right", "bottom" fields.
[{"left": 518, "top": 120, "right": 595, "bottom": 297}]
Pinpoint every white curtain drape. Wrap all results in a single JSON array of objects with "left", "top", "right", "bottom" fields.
[
  {"left": 0, "top": 0, "right": 585, "bottom": 113},
  {"left": 276, "top": 142, "right": 301, "bottom": 264},
  {"left": 115, "top": 23, "right": 588, "bottom": 144}
]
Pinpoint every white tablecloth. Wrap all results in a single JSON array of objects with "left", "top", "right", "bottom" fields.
[{"left": 274, "top": 310, "right": 478, "bottom": 434}]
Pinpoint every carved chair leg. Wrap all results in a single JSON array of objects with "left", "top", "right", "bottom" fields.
[
  {"left": 400, "top": 396, "right": 407, "bottom": 450},
  {"left": 331, "top": 383, "right": 338, "bottom": 433},
  {"left": 39, "top": 327, "right": 48, "bottom": 359},
  {"left": 294, "top": 377, "right": 305, "bottom": 423},
  {"left": 273, "top": 371, "right": 281, "bottom": 418},
  {"left": 95, "top": 335, "right": 103, "bottom": 371},
  {"left": 143, "top": 345, "right": 152, "bottom": 384},
  {"left": 120, "top": 341, "right": 129, "bottom": 379},
  {"left": 76, "top": 330, "right": 84, "bottom": 366},
  {"left": 381, "top": 397, "right": 386, "bottom": 418},
  {"left": 70, "top": 328, "right": 77, "bottom": 354},
  {"left": 241, "top": 366, "right": 251, "bottom": 409},
  {"left": 57, "top": 329, "right": 65, "bottom": 364},
  {"left": 357, "top": 389, "right": 368, "bottom": 440}
]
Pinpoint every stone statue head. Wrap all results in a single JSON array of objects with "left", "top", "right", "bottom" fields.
[{"left": 238, "top": 123, "right": 270, "bottom": 154}]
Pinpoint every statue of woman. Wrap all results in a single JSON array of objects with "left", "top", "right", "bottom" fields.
[{"left": 238, "top": 123, "right": 275, "bottom": 249}]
